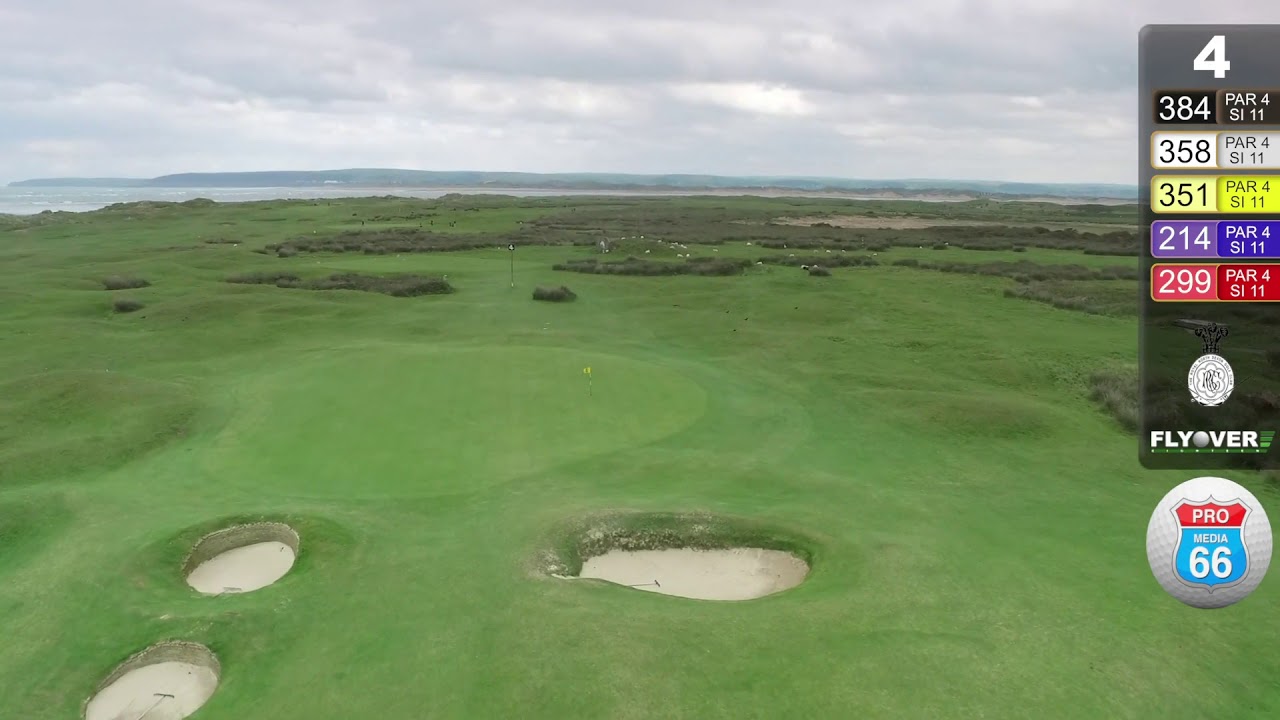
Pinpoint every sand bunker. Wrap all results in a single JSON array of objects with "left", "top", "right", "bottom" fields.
[
  {"left": 184, "top": 522, "right": 299, "bottom": 595},
  {"left": 84, "top": 641, "right": 219, "bottom": 720},
  {"left": 579, "top": 547, "right": 809, "bottom": 601}
]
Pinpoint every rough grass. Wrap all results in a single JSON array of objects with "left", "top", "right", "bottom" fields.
[
  {"left": 553, "top": 256, "right": 750, "bottom": 276},
  {"left": 227, "top": 271, "right": 454, "bottom": 296},
  {"left": 892, "top": 258, "right": 1136, "bottom": 282},
  {"left": 266, "top": 227, "right": 595, "bottom": 256},
  {"left": 532, "top": 285, "right": 577, "bottom": 302},
  {"left": 101, "top": 275, "right": 149, "bottom": 290},
  {"left": 760, "top": 254, "right": 880, "bottom": 268},
  {"left": 1003, "top": 281, "right": 1138, "bottom": 317},
  {"left": 1089, "top": 367, "right": 1140, "bottom": 432}
]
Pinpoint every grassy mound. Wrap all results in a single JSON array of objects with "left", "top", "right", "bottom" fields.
[
  {"left": 542, "top": 511, "right": 818, "bottom": 577},
  {"left": 0, "top": 496, "right": 73, "bottom": 575},
  {"left": 0, "top": 371, "right": 198, "bottom": 486},
  {"left": 227, "top": 271, "right": 454, "bottom": 297},
  {"left": 532, "top": 285, "right": 577, "bottom": 302},
  {"left": 112, "top": 298, "right": 144, "bottom": 313}
]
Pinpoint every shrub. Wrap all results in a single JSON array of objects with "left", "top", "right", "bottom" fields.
[
  {"left": 102, "top": 275, "right": 150, "bottom": 290},
  {"left": 227, "top": 271, "right": 301, "bottom": 285},
  {"left": 553, "top": 257, "right": 750, "bottom": 277},
  {"left": 225, "top": 270, "right": 452, "bottom": 297},
  {"left": 533, "top": 285, "right": 577, "bottom": 302},
  {"left": 112, "top": 298, "right": 144, "bottom": 313},
  {"left": 759, "top": 254, "right": 877, "bottom": 268},
  {"left": 808, "top": 265, "right": 831, "bottom": 276}
]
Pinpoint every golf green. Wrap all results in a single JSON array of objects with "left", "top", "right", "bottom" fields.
[{"left": 0, "top": 195, "right": 1276, "bottom": 720}]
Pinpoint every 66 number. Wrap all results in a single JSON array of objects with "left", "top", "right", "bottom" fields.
[{"left": 1189, "top": 545, "right": 1233, "bottom": 579}]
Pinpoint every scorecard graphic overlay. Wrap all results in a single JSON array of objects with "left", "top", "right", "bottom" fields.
[{"left": 1140, "top": 26, "right": 1280, "bottom": 470}]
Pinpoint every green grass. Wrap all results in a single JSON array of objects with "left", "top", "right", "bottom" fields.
[{"left": 1, "top": 195, "right": 1277, "bottom": 720}]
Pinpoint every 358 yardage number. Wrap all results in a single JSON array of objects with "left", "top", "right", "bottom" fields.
[{"left": 1157, "top": 137, "right": 1213, "bottom": 164}]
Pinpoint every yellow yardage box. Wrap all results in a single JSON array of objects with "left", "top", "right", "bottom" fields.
[
  {"left": 1150, "top": 176, "right": 1217, "bottom": 213},
  {"left": 1215, "top": 175, "right": 1280, "bottom": 212}
]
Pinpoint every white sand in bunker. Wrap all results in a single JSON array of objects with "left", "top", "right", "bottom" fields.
[
  {"left": 85, "top": 643, "right": 219, "bottom": 720},
  {"left": 186, "top": 540, "right": 296, "bottom": 594},
  {"left": 579, "top": 548, "right": 809, "bottom": 600},
  {"left": 85, "top": 662, "right": 217, "bottom": 720}
]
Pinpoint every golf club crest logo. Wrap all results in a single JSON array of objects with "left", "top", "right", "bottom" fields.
[
  {"left": 1188, "top": 323, "right": 1233, "bottom": 407},
  {"left": 1171, "top": 497, "right": 1251, "bottom": 592}
]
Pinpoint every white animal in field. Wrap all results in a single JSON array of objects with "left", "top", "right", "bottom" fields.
[{"left": 801, "top": 265, "right": 810, "bottom": 270}]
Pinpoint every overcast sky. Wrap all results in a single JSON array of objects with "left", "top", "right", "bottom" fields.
[{"left": 1, "top": 1, "right": 1274, "bottom": 184}]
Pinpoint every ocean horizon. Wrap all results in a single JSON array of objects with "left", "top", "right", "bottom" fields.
[{"left": 0, "top": 184, "right": 1136, "bottom": 215}]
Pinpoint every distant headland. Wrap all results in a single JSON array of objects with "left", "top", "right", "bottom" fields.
[{"left": 7, "top": 169, "right": 1138, "bottom": 201}]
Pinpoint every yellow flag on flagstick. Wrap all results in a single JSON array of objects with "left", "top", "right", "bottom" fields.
[{"left": 583, "top": 367, "right": 591, "bottom": 375}]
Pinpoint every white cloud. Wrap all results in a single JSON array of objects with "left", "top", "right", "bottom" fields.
[{"left": 0, "top": 0, "right": 1275, "bottom": 184}]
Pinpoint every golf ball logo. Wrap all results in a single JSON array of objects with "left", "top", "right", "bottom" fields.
[{"left": 1147, "top": 477, "right": 1272, "bottom": 609}]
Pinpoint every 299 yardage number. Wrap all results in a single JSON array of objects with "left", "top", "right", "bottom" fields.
[
  {"left": 1154, "top": 266, "right": 1215, "bottom": 300},
  {"left": 1156, "top": 180, "right": 1210, "bottom": 209}
]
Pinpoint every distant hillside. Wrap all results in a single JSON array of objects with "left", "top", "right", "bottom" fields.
[{"left": 8, "top": 169, "right": 1138, "bottom": 200}]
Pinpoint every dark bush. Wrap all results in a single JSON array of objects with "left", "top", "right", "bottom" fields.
[
  {"left": 759, "top": 254, "right": 878, "bottom": 268},
  {"left": 553, "top": 257, "right": 750, "bottom": 277},
  {"left": 533, "top": 285, "right": 577, "bottom": 302},
  {"left": 226, "top": 270, "right": 452, "bottom": 297},
  {"left": 808, "top": 265, "right": 831, "bottom": 276},
  {"left": 112, "top": 298, "right": 144, "bottom": 313},
  {"left": 227, "top": 271, "right": 301, "bottom": 285},
  {"left": 931, "top": 243, "right": 948, "bottom": 250},
  {"left": 102, "top": 275, "right": 150, "bottom": 290}
]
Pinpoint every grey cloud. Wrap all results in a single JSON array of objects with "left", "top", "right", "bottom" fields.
[{"left": 1, "top": 0, "right": 1277, "bottom": 184}]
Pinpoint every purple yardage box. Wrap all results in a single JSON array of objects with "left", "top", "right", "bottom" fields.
[
  {"left": 1217, "top": 221, "right": 1280, "bottom": 258},
  {"left": 1150, "top": 220, "right": 1220, "bottom": 257}
]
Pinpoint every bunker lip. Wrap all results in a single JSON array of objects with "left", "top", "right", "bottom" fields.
[
  {"left": 545, "top": 511, "right": 816, "bottom": 601},
  {"left": 578, "top": 547, "right": 809, "bottom": 601},
  {"left": 183, "top": 521, "right": 299, "bottom": 595},
  {"left": 83, "top": 641, "right": 219, "bottom": 720}
]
